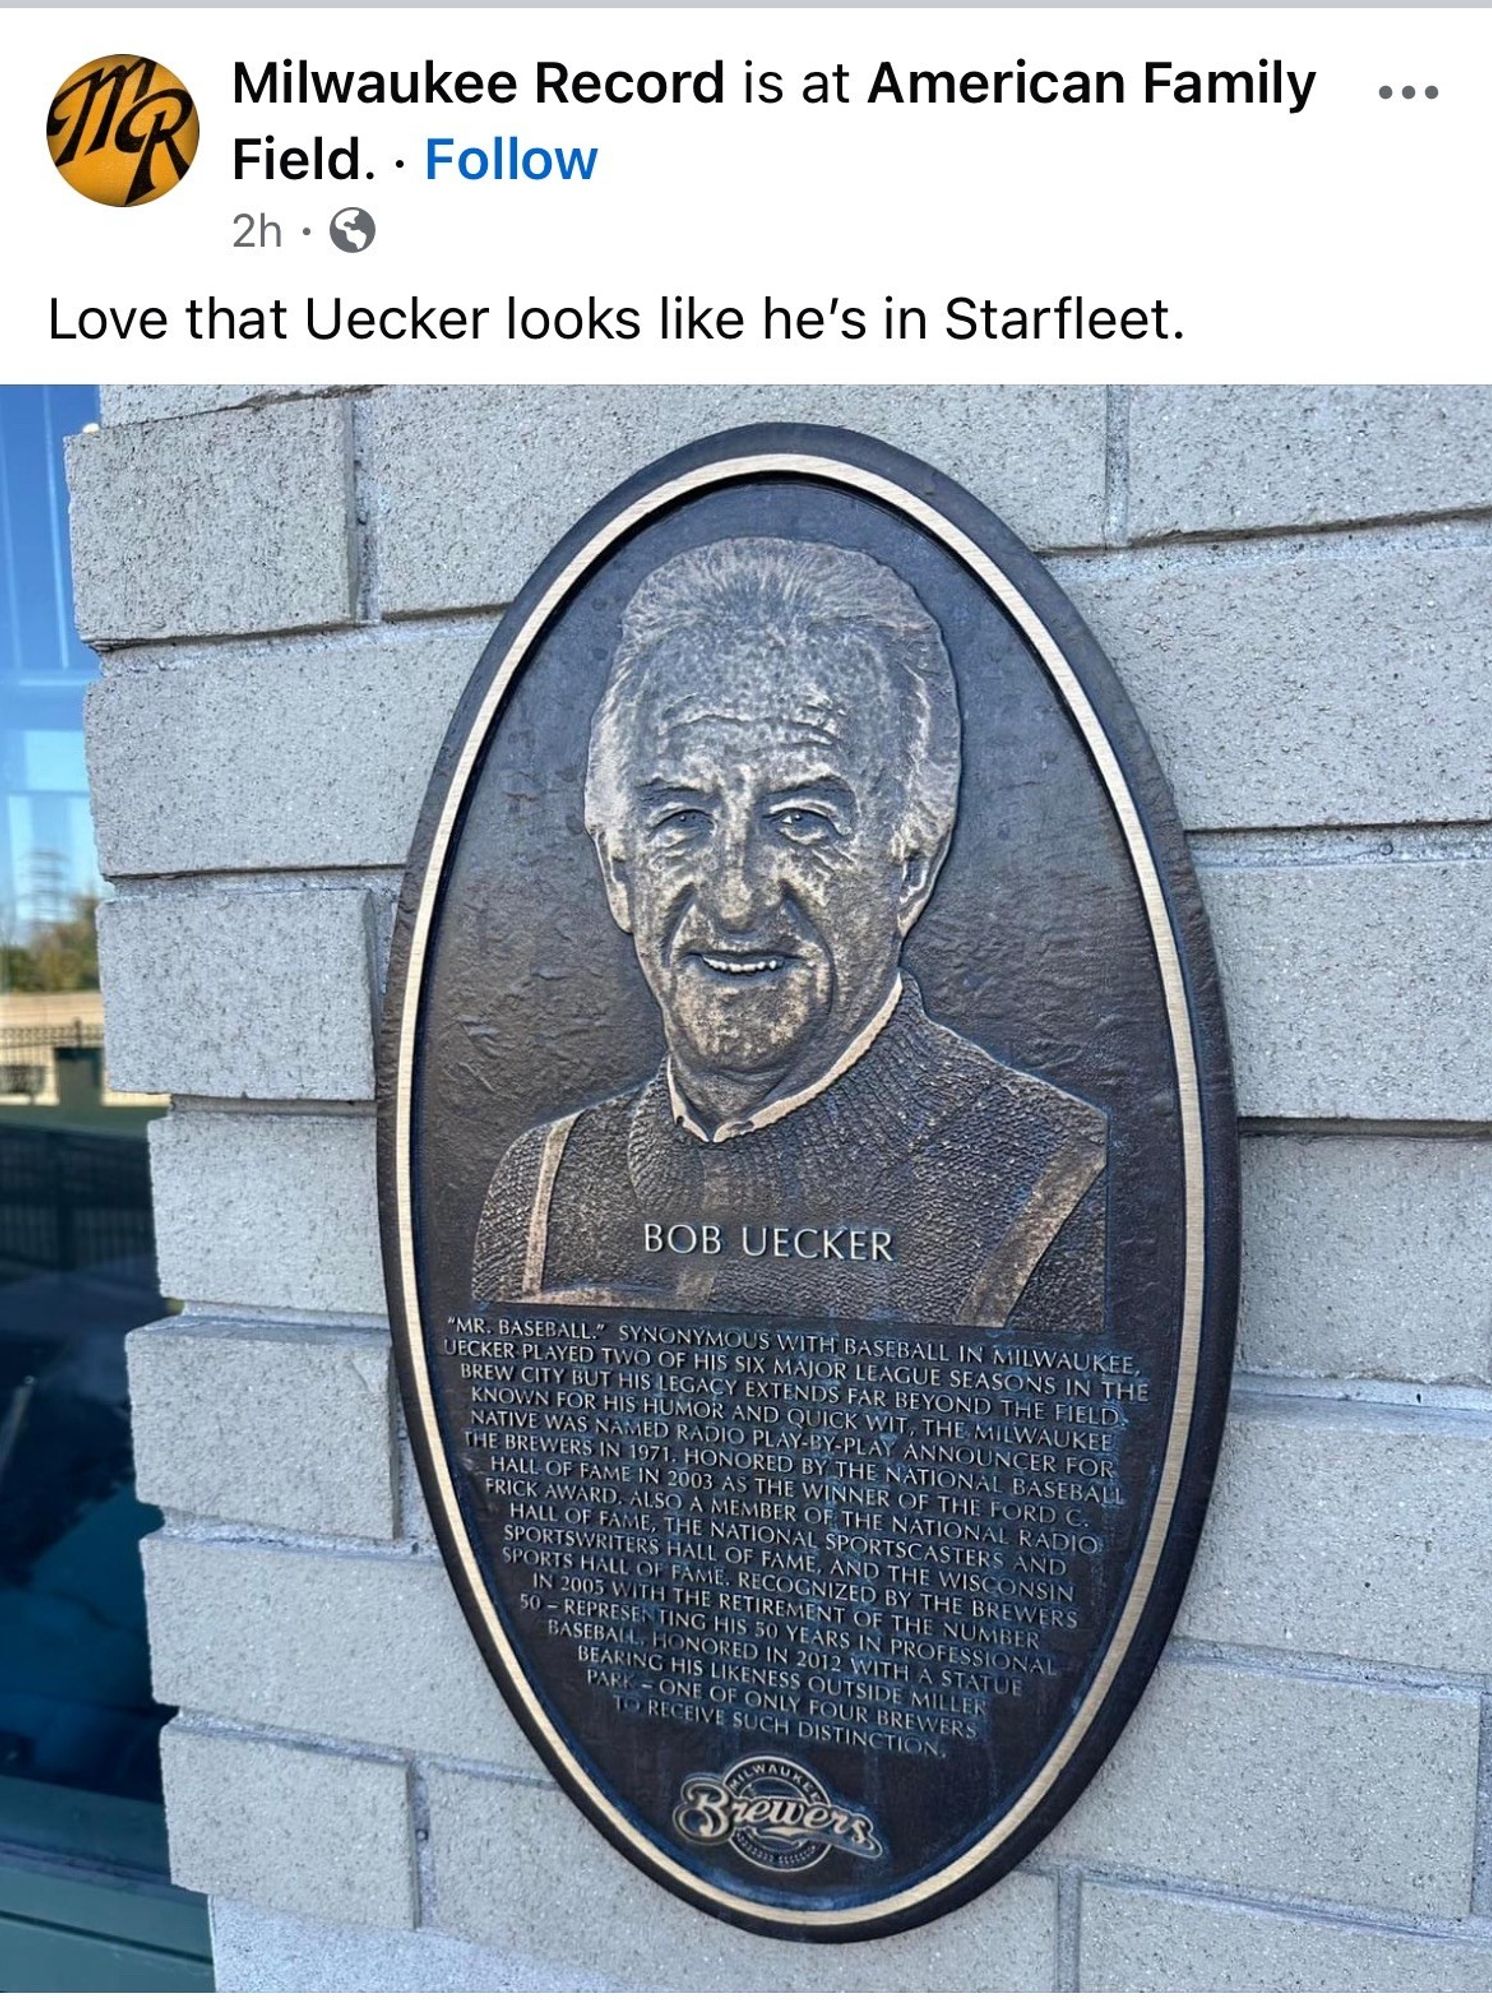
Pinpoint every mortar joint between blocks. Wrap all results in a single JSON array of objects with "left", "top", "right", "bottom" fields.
[
  {"left": 1102, "top": 385, "right": 1131, "bottom": 549},
  {"left": 409, "top": 1760, "right": 437, "bottom": 1930},
  {"left": 1473, "top": 1695, "right": 1492, "bottom": 1915},
  {"left": 350, "top": 392, "right": 381, "bottom": 627},
  {"left": 1056, "top": 1866, "right": 1083, "bottom": 1988}
]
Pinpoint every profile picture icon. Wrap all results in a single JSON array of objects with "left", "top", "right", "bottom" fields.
[{"left": 47, "top": 55, "right": 198, "bottom": 207}]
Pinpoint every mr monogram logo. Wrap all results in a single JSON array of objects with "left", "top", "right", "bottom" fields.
[{"left": 47, "top": 56, "right": 199, "bottom": 207}]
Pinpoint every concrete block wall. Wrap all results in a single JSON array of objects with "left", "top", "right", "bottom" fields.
[{"left": 76, "top": 385, "right": 1492, "bottom": 1992}]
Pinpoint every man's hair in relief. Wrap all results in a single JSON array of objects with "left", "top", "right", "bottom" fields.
[{"left": 583, "top": 536, "right": 963, "bottom": 866}]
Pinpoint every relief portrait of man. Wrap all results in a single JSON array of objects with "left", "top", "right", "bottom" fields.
[{"left": 472, "top": 536, "right": 1110, "bottom": 1329}]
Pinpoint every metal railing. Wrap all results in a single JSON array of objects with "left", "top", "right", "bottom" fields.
[
  {"left": 0, "top": 1021, "right": 103, "bottom": 1058},
  {"left": 0, "top": 1127, "right": 152, "bottom": 1274}
]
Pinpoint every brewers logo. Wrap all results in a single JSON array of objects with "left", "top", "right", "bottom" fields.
[
  {"left": 47, "top": 56, "right": 198, "bottom": 207},
  {"left": 673, "top": 1756, "right": 883, "bottom": 1874}
]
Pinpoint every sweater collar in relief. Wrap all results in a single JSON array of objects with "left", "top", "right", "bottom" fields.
[{"left": 664, "top": 974, "right": 905, "bottom": 1144}]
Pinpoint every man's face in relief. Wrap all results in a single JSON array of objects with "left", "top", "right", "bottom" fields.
[{"left": 596, "top": 636, "right": 938, "bottom": 1108}]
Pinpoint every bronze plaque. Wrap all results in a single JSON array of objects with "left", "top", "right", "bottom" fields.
[{"left": 380, "top": 425, "right": 1238, "bottom": 1939}]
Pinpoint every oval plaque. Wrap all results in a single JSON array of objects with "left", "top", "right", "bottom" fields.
[{"left": 380, "top": 425, "right": 1238, "bottom": 1940}]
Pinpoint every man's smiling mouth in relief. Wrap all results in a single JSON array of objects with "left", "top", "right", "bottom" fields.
[{"left": 691, "top": 947, "right": 794, "bottom": 980}]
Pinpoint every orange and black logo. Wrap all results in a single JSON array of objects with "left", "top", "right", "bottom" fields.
[{"left": 47, "top": 55, "right": 198, "bottom": 207}]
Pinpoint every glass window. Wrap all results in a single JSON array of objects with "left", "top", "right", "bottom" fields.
[{"left": 0, "top": 387, "right": 211, "bottom": 1984}]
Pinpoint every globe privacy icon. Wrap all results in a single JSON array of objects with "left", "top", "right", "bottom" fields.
[{"left": 330, "top": 208, "right": 375, "bottom": 252}]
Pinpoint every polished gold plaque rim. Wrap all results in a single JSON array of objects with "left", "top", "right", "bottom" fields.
[{"left": 392, "top": 454, "right": 1205, "bottom": 1928}]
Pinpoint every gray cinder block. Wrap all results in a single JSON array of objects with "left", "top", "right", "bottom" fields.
[
  {"left": 1080, "top": 1879, "right": 1492, "bottom": 1993},
  {"left": 85, "top": 628, "right": 480, "bottom": 877},
  {"left": 1040, "top": 1658, "right": 1479, "bottom": 1915},
  {"left": 424, "top": 1768, "right": 1058, "bottom": 1988},
  {"left": 1202, "top": 859, "right": 1492, "bottom": 1121},
  {"left": 161, "top": 1726, "right": 415, "bottom": 1930},
  {"left": 97, "top": 886, "right": 377, "bottom": 1100},
  {"left": 1240, "top": 1134, "right": 1492, "bottom": 1384},
  {"left": 150, "top": 1111, "right": 383, "bottom": 1315},
  {"left": 1177, "top": 1400, "right": 1492, "bottom": 1671},
  {"left": 68, "top": 399, "right": 356, "bottom": 643},
  {"left": 99, "top": 387, "right": 322, "bottom": 424},
  {"left": 142, "top": 1536, "right": 544, "bottom": 1775},
  {"left": 1128, "top": 387, "right": 1492, "bottom": 540},
  {"left": 368, "top": 385, "right": 1108, "bottom": 615},
  {"left": 206, "top": 1898, "right": 584, "bottom": 1994},
  {"left": 128, "top": 1319, "right": 396, "bottom": 1541},
  {"left": 1062, "top": 543, "right": 1492, "bottom": 830}
]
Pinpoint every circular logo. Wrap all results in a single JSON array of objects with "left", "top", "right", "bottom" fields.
[
  {"left": 330, "top": 207, "right": 376, "bottom": 253},
  {"left": 673, "top": 1755, "right": 883, "bottom": 1875},
  {"left": 47, "top": 56, "right": 198, "bottom": 207}
]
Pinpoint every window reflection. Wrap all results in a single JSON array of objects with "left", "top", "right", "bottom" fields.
[{"left": 0, "top": 386, "right": 174, "bottom": 1871}]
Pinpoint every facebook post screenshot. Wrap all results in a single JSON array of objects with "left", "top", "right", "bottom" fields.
[{"left": 0, "top": 5, "right": 1487, "bottom": 1995}]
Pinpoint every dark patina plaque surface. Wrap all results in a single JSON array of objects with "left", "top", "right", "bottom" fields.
[{"left": 380, "top": 425, "right": 1238, "bottom": 1940}]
